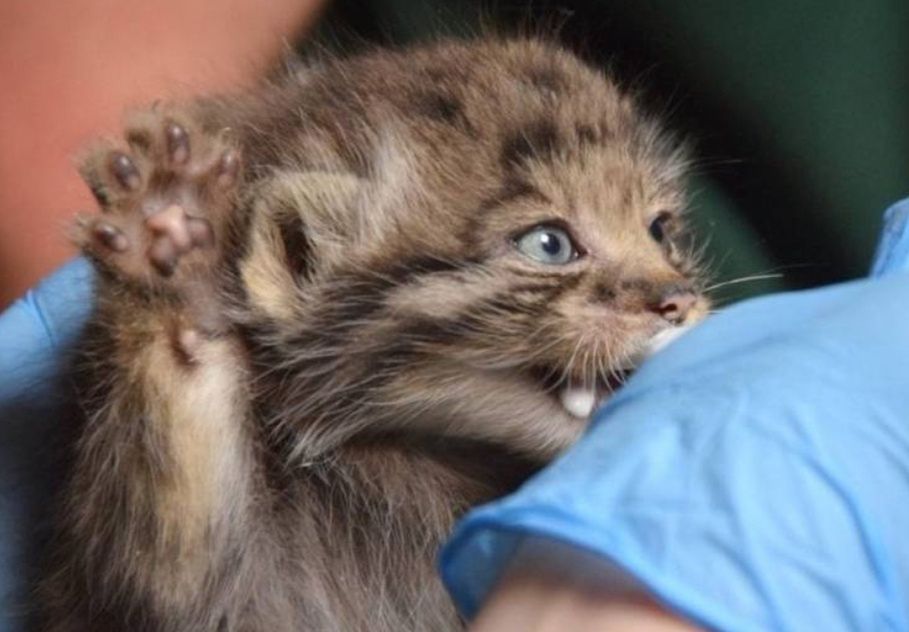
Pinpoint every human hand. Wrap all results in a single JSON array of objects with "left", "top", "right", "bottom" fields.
[{"left": 0, "top": 258, "right": 94, "bottom": 631}]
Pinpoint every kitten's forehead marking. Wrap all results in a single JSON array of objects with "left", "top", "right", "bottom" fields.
[
  {"left": 521, "top": 147, "right": 681, "bottom": 236},
  {"left": 410, "top": 90, "right": 474, "bottom": 133},
  {"left": 492, "top": 110, "right": 683, "bottom": 237},
  {"left": 500, "top": 120, "right": 562, "bottom": 171}
]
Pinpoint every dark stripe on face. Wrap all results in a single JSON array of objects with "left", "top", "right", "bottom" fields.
[
  {"left": 592, "top": 281, "right": 617, "bottom": 303},
  {"left": 381, "top": 255, "right": 472, "bottom": 283},
  {"left": 504, "top": 274, "right": 584, "bottom": 309},
  {"left": 507, "top": 282, "right": 564, "bottom": 294},
  {"left": 501, "top": 120, "right": 561, "bottom": 170},
  {"left": 454, "top": 272, "right": 583, "bottom": 332},
  {"left": 463, "top": 181, "right": 550, "bottom": 255},
  {"left": 401, "top": 276, "right": 575, "bottom": 352},
  {"left": 311, "top": 255, "right": 474, "bottom": 334},
  {"left": 369, "top": 315, "right": 466, "bottom": 375},
  {"left": 396, "top": 316, "right": 463, "bottom": 347},
  {"left": 478, "top": 179, "right": 551, "bottom": 213},
  {"left": 504, "top": 266, "right": 581, "bottom": 281},
  {"left": 251, "top": 255, "right": 478, "bottom": 385},
  {"left": 540, "top": 272, "right": 584, "bottom": 299}
]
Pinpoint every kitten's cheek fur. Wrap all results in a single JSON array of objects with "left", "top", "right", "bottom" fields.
[{"left": 380, "top": 365, "right": 585, "bottom": 458}]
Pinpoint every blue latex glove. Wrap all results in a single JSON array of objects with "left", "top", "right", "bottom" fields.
[
  {"left": 0, "top": 258, "right": 94, "bottom": 631},
  {"left": 441, "top": 198, "right": 909, "bottom": 632}
]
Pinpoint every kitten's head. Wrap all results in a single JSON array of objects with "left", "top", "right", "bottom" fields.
[{"left": 241, "top": 39, "right": 708, "bottom": 459}]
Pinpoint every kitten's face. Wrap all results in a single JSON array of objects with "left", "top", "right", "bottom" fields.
[
  {"left": 379, "top": 123, "right": 707, "bottom": 456},
  {"left": 244, "top": 39, "right": 708, "bottom": 459},
  {"left": 470, "top": 144, "right": 703, "bottom": 387}
]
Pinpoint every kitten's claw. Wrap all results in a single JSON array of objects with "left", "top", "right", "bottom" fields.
[
  {"left": 165, "top": 122, "right": 190, "bottom": 165},
  {"left": 109, "top": 152, "right": 141, "bottom": 191},
  {"left": 91, "top": 222, "right": 129, "bottom": 252},
  {"left": 216, "top": 150, "right": 240, "bottom": 187}
]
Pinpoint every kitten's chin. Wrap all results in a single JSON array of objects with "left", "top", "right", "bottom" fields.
[{"left": 393, "top": 366, "right": 585, "bottom": 459}]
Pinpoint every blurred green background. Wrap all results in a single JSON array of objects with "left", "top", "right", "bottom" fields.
[{"left": 308, "top": 0, "right": 908, "bottom": 303}]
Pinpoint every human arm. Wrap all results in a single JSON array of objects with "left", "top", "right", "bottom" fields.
[{"left": 471, "top": 537, "right": 697, "bottom": 632}]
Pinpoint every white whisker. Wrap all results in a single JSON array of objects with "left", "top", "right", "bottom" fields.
[{"left": 703, "top": 272, "right": 784, "bottom": 292}]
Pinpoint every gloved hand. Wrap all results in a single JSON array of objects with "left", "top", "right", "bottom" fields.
[
  {"left": 0, "top": 258, "right": 94, "bottom": 632},
  {"left": 441, "top": 199, "right": 909, "bottom": 632}
]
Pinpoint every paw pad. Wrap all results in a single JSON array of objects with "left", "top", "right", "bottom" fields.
[{"left": 77, "top": 114, "right": 240, "bottom": 286}]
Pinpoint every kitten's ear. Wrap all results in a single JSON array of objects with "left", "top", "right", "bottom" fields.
[{"left": 240, "top": 171, "right": 363, "bottom": 323}]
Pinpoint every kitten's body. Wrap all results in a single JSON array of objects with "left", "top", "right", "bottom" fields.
[{"left": 36, "top": 39, "right": 706, "bottom": 631}]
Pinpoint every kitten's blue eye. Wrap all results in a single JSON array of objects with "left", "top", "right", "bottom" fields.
[{"left": 515, "top": 225, "right": 579, "bottom": 264}]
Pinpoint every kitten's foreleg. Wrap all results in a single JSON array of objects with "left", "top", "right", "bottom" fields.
[{"left": 38, "top": 112, "right": 261, "bottom": 630}]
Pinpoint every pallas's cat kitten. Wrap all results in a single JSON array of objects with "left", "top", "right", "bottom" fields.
[{"left": 36, "top": 38, "right": 708, "bottom": 631}]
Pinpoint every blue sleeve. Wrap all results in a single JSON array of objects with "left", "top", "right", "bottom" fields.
[
  {"left": 0, "top": 259, "right": 94, "bottom": 632},
  {"left": 440, "top": 198, "right": 909, "bottom": 632}
]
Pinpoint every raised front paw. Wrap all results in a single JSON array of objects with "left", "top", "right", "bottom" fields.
[{"left": 76, "top": 111, "right": 241, "bottom": 288}]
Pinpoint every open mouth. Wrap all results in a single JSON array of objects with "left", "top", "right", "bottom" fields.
[
  {"left": 530, "top": 367, "right": 632, "bottom": 420},
  {"left": 557, "top": 373, "right": 632, "bottom": 419},
  {"left": 535, "top": 325, "right": 695, "bottom": 420}
]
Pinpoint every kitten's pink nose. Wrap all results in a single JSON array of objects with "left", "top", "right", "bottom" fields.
[{"left": 651, "top": 289, "right": 697, "bottom": 324}]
